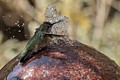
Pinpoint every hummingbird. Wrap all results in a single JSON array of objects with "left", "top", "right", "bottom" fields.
[{"left": 18, "top": 20, "right": 64, "bottom": 63}]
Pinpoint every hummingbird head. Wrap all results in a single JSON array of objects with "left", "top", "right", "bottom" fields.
[
  {"left": 40, "top": 20, "right": 62, "bottom": 33},
  {"left": 40, "top": 22, "right": 52, "bottom": 33}
]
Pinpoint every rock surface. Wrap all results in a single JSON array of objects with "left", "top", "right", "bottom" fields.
[{"left": 0, "top": 38, "right": 120, "bottom": 80}]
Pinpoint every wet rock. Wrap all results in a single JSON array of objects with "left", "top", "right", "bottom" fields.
[{"left": 0, "top": 38, "right": 120, "bottom": 80}]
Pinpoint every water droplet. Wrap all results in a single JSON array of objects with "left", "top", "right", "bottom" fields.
[
  {"left": 13, "top": 36, "right": 15, "bottom": 38},
  {"left": 15, "top": 22, "right": 17, "bottom": 25},
  {"left": 8, "top": 15, "right": 11, "bottom": 17},
  {"left": 18, "top": 30, "right": 21, "bottom": 32},
  {"left": 17, "top": 24, "right": 20, "bottom": 27},
  {"left": 17, "top": 21, "right": 19, "bottom": 23},
  {"left": 4, "top": 12, "right": 18, "bottom": 27},
  {"left": 6, "top": 29, "right": 8, "bottom": 31},
  {"left": 20, "top": 15, "right": 23, "bottom": 17},
  {"left": 22, "top": 23, "right": 24, "bottom": 26}
]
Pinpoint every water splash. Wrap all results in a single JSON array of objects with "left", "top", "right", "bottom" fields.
[{"left": 45, "top": 5, "right": 70, "bottom": 36}]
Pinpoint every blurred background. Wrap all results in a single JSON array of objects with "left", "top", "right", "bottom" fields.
[{"left": 0, "top": 0, "right": 120, "bottom": 69}]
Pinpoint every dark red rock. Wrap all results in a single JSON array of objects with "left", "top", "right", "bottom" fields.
[{"left": 0, "top": 39, "right": 120, "bottom": 80}]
